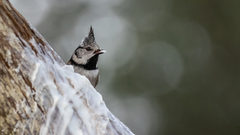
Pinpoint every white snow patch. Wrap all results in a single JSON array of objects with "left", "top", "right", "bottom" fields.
[
  {"left": 31, "top": 63, "right": 40, "bottom": 83},
  {"left": 14, "top": 66, "right": 20, "bottom": 73},
  {"left": 5, "top": 50, "right": 13, "bottom": 65},
  {"left": 13, "top": 121, "right": 21, "bottom": 132},
  {"left": 11, "top": 79, "right": 14, "bottom": 84},
  {"left": 68, "top": 114, "right": 84, "bottom": 135}
]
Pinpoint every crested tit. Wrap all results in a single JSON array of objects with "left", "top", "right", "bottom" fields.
[{"left": 67, "top": 26, "right": 105, "bottom": 87}]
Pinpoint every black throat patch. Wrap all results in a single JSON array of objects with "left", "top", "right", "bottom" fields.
[{"left": 70, "top": 54, "right": 99, "bottom": 70}]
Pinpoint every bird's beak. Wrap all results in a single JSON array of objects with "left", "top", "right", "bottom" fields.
[{"left": 94, "top": 49, "right": 106, "bottom": 54}]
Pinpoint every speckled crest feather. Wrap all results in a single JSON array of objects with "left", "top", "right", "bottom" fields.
[{"left": 83, "top": 26, "right": 95, "bottom": 45}]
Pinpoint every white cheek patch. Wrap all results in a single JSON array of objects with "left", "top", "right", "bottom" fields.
[{"left": 72, "top": 55, "right": 87, "bottom": 65}]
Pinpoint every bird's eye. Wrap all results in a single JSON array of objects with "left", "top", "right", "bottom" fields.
[{"left": 86, "top": 47, "right": 92, "bottom": 51}]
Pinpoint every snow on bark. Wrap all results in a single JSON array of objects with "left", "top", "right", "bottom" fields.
[{"left": 0, "top": 0, "right": 134, "bottom": 134}]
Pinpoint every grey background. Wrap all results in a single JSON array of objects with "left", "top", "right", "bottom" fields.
[{"left": 11, "top": 0, "right": 240, "bottom": 135}]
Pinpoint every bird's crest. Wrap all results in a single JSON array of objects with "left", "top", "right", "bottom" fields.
[{"left": 82, "top": 26, "right": 95, "bottom": 46}]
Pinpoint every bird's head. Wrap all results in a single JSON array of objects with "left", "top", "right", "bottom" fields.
[{"left": 71, "top": 26, "right": 106, "bottom": 70}]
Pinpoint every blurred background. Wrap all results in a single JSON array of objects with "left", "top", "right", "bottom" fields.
[{"left": 10, "top": 0, "right": 240, "bottom": 135}]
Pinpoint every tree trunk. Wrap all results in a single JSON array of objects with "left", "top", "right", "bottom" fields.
[{"left": 0, "top": 0, "right": 134, "bottom": 135}]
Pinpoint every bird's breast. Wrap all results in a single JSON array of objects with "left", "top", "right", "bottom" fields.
[{"left": 74, "top": 66, "right": 99, "bottom": 87}]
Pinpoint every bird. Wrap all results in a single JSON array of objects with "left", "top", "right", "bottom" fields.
[{"left": 67, "top": 26, "right": 106, "bottom": 87}]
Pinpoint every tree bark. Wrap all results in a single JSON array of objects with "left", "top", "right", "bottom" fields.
[{"left": 0, "top": 0, "right": 134, "bottom": 135}]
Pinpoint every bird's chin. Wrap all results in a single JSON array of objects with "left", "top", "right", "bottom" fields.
[{"left": 93, "top": 54, "right": 100, "bottom": 57}]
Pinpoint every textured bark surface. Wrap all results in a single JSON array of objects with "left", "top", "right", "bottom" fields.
[{"left": 0, "top": 0, "right": 63, "bottom": 134}]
